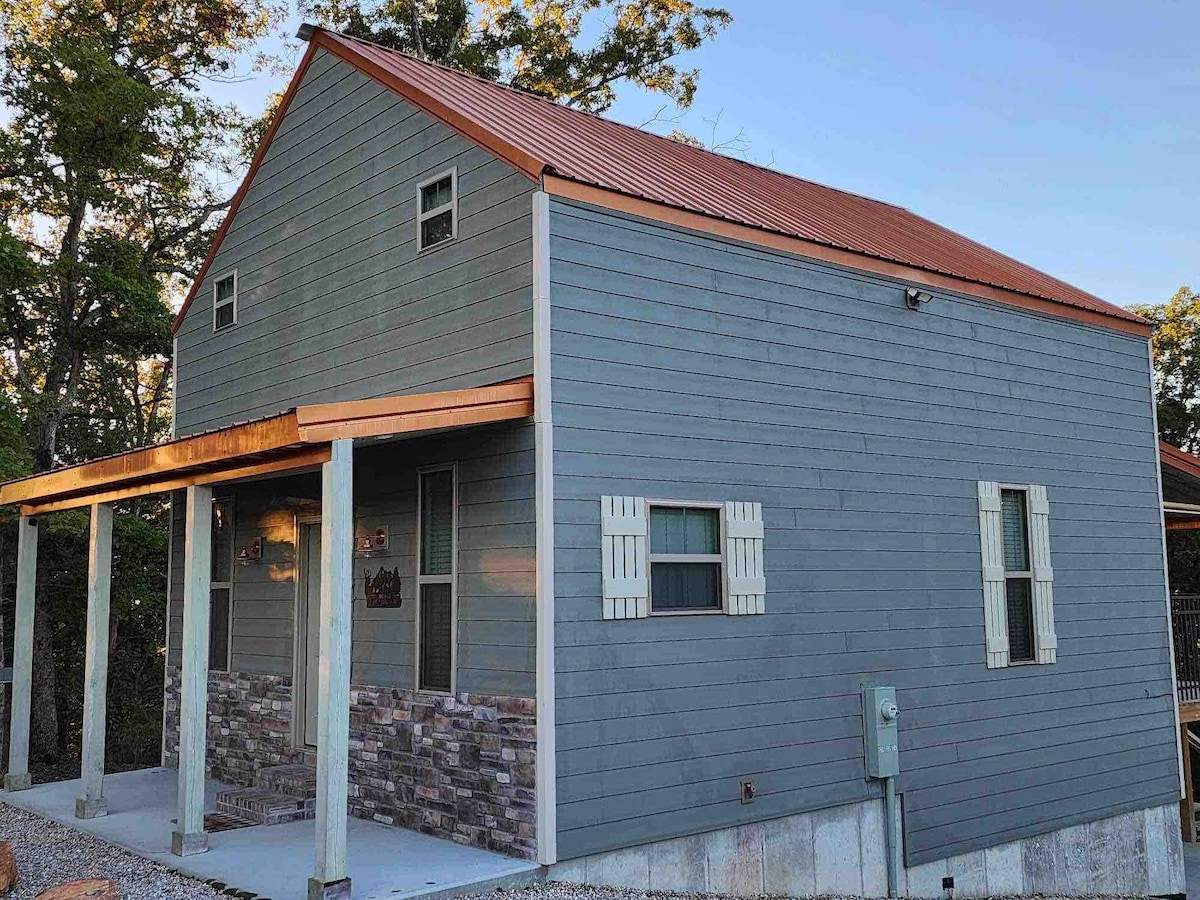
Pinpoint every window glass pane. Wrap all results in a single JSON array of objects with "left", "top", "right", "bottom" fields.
[
  {"left": 651, "top": 562, "right": 721, "bottom": 611},
  {"left": 420, "top": 210, "right": 454, "bottom": 248},
  {"left": 650, "top": 507, "right": 719, "bottom": 555},
  {"left": 1000, "top": 489, "right": 1029, "bottom": 572},
  {"left": 211, "top": 499, "right": 233, "bottom": 582},
  {"left": 420, "top": 469, "right": 454, "bottom": 575},
  {"left": 209, "top": 587, "right": 231, "bottom": 671},
  {"left": 1005, "top": 577, "right": 1034, "bottom": 662},
  {"left": 215, "top": 275, "right": 235, "bottom": 303},
  {"left": 214, "top": 300, "right": 234, "bottom": 329},
  {"left": 421, "top": 176, "right": 453, "bottom": 213},
  {"left": 420, "top": 582, "right": 453, "bottom": 691}
]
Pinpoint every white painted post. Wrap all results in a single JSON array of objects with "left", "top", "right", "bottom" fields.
[
  {"left": 76, "top": 502, "right": 113, "bottom": 819},
  {"left": 172, "top": 485, "right": 212, "bottom": 857},
  {"left": 4, "top": 515, "right": 37, "bottom": 792},
  {"left": 310, "top": 439, "right": 353, "bottom": 900}
]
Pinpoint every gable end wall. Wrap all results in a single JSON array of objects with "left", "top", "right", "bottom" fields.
[
  {"left": 174, "top": 49, "right": 536, "bottom": 435},
  {"left": 547, "top": 197, "right": 1177, "bottom": 866}
]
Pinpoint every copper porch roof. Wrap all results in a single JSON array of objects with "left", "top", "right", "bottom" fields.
[{"left": 314, "top": 28, "right": 1143, "bottom": 329}]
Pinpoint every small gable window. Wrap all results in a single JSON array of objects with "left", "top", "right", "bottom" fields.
[
  {"left": 418, "top": 168, "right": 457, "bottom": 251},
  {"left": 213, "top": 271, "right": 237, "bottom": 331}
]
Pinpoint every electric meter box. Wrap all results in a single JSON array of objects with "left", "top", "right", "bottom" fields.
[{"left": 863, "top": 685, "right": 899, "bottom": 779}]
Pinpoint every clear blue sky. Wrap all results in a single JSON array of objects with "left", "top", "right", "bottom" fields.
[{"left": 217, "top": 1, "right": 1199, "bottom": 309}]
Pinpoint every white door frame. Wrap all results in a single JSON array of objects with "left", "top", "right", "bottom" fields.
[{"left": 292, "top": 514, "right": 322, "bottom": 749}]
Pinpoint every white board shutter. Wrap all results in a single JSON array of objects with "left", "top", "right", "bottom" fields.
[
  {"left": 724, "top": 501, "right": 765, "bottom": 615},
  {"left": 601, "top": 496, "right": 648, "bottom": 620},
  {"left": 1027, "top": 484, "right": 1058, "bottom": 664},
  {"left": 977, "top": 481, "right": 1010, "bottom": 668}
]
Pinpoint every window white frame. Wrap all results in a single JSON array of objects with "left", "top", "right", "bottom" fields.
[
  {"left": 210, "top": 496, "right": 235, "bottom": 673},
  {"left": 647, "top": 499, "right": 725, "bottom": 616},
  {"left": 998, "top": 484, "right": 1036, "bottom": 665},
  {"left": 414, "top": 462, "right": 458, "bottom": 694},
  {"left": 291, "top": 513, "right": 321, "bottom": 748},
  {"left": 212, "top": 270, "right": 238, "bottom": 332},
  {"left": 416, "top": 167, "right": 458, "bottom": 252}
]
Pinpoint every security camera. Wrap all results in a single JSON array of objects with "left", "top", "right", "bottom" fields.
[{"left": 905, "top": 287, "right": 934, "bottom": 310}]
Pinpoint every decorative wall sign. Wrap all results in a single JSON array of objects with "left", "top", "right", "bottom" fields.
[
  {"left": 356, "top": 525, "right": 390, "bottom": 554},
  {"left": 364, "top": 567, "right": 403, "bottom": 608},
  {"left": 237, "top": 536, "right": 263, "bottom": 562}
]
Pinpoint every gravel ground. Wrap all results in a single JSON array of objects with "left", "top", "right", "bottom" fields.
[{"left": 0, "top": 802, "right": 225, "bottom": 899}]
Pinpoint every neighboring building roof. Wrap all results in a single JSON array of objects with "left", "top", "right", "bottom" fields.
[{"left": 174, "top": 26, "right": 1149, "bottom": 336}]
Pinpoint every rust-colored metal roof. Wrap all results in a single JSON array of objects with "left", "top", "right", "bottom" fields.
[
  {"left": 173, "top": 26, "right": 1145, "bottom": 334},
  {"left": 312, "top": 28, "right": 1144, "bottom": 330}
]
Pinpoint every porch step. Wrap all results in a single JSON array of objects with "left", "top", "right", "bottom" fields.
[
  {"left": 254, "top": 764, "right": 318, "bottom": 801},
  {"left": 214, "top": 786, "right": 314, "bottom": 826}
]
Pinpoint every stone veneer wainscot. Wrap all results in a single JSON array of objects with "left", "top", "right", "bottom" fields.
[{"left": 162, "top": 668, "right": 537, "bottom": 858}]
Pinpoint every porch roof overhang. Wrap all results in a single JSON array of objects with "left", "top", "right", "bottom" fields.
[
  {"left": 0, "top": 378, "right": 533, "bottom": 516},
  {"left": 1161, "top": 441, "right": 1200, "bottom": 531}
]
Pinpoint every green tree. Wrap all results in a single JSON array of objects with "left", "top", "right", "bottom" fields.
[
  {"left": 1131, "top": 286, "right": 1200, "bottom": 451},
  {"left": 0, "top": 0, "right": 280, "bottom": 763},
  {"left": 305, "top": 0, "right": 732, "bottom": 113}
]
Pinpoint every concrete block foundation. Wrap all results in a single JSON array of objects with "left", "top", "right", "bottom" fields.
[{"left": 548, "top": 797, "right": 1185, "bottom": 898}]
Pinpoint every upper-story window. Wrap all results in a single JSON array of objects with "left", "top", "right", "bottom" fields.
[
  {"left": 417, "top": 168, "right": 457, "bottom": 251},
  {"left": 213, "top": 271, "right": 237, "bottom": 331}
]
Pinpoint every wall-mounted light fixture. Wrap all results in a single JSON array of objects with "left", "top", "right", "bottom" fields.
[
  {"left": 355, "top": 526, "right": 389, "bottom": 554},
  {"left": 237, "top": 536, "right": 263, "bottom": 562},
  {"left": 905, "top": 287, "right": 934, "bottom": 310}
]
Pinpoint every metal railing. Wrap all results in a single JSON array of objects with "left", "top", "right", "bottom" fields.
[{"left": 1173, "top": 594, "right": 1200, "bottom": 703}]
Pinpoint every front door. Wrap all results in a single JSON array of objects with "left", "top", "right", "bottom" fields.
[{"left": 298, "top": 521, "right": 322, "bottom": 747}]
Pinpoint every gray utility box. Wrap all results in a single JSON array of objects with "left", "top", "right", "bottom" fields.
[{"left": 863, "top": 685, "right": 899, "bottom": 778}]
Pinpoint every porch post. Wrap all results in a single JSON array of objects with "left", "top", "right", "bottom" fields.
[
  {"left": 4, "top": 515, "right": 37, "bottom": 791},
  {"left": 172, "top": 485, "right": 212, "bottom": 857},
  {"left": 310, "top": 439, "right": 353, "bottom": 900},
  {"left": 76, "top": 502, "right": 113, "bottom": 818}
]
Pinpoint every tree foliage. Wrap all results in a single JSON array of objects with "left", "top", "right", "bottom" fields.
[
  {"left": 0, "top": 0, "right": 279, "bottom": 764},
  {"left": 1130, "top": 286, "right": 1200, "bottom": 451},
  {"left": 304, "top": 0, "right": 732, "bottom": 113}
]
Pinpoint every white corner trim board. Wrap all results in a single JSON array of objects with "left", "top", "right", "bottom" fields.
[{"left": 532, "top": 190, "right": 558, "bottom": 866}]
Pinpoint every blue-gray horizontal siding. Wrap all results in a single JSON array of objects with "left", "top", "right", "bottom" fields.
[
  {"left": 174, "top": 49, "right": 535, "bottom": 435},
  {"left": 547, "top": 198, "right": 1177, "bottom": 866},
  {"left": 166, "top": 424, "right": 535, "bottom": 696}
]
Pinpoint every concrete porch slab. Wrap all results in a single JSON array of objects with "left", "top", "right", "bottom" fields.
[{"left": 1, "top": 767, "right": 540, "bottom": 900}]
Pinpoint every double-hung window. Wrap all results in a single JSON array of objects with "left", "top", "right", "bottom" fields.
[
  {"left": 649, "top": 504, "right": 723, "bottom": 613},
  {"left": 601, "top": 497, "right": 765, "bottom": 619},
  {"left": 978, "top": 481, "right": 1057, "bottom": 668},
  {"left": 1000, "top": 489, "right": 1035, "bottom": 663},
  {"left": 417, "top": 168, "right": 457, "bottom": 251},
  {"left": 210, "top": 497, "right": 234, "bottom": 672},
  {"left": 213, "top": 271, "right": 237, "bottom": 331},
  {"left": 416, "top": 465, "right": 456, "bottom": 692}
]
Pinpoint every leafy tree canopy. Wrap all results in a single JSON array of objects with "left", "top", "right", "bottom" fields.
[
  {"left": 0, "top": 0, "right": 283, "bottom": 472},
  {"left": 303, "top": 0, "right": 732, "bottom": 113},
  {"left": 1130, "top": 286, "right": 1200, "bottom": 451}
]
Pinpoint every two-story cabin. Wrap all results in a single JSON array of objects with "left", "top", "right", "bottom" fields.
[{"left": 0, "top": 24, "right": 1185, "bottom": 899}]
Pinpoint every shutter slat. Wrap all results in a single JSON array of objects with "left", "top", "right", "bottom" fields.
[
  {"left": 602, "top": 496, "right": 649, "bottom": 620},
  {"left": 724, "top": 501, "right": 766, "bottom": 616},
  {"left": 1028, "top": 485, "right": 1057, "bottom": 664},
  {"left": 978, "top": 481, "right": 1009, "bottom": 668}
]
